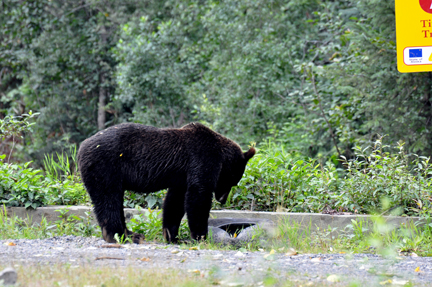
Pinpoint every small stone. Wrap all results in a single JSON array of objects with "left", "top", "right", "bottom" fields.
[
  {"left": 326, "top": 274, "right": 340, "bottom": 283},
  {"left": 0, "top": 268, "right": 18, "bottom": 285}
]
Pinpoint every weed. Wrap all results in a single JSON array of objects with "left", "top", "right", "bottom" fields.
[
  {"left": 43, "top": 145, "right": 79, "bottom": 182},
  {"left": 114, "top": 233, "right": 132, "bottom": 244},
  {"left": 52, "top": 207, "right": 101, "bottom": 237}
]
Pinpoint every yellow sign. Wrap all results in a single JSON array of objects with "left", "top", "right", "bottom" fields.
[{"left": 395, "top": 0, "right": 432, "bottom": 72}]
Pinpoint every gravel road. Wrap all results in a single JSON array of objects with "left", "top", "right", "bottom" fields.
[{"left": 1, "top": 236, "right": 431, "bottom": 286}]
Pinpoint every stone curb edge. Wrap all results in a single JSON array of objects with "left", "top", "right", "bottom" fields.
[{"left": 1, "top": 206, "right": 423, "bottom": 233}]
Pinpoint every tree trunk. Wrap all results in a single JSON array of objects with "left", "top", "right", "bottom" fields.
[
  {"left": 98, "top": 73, "right": 106, "bottom": 130},
  {"left": 97, "top": 25, "right": 108, "bottom": 131}
]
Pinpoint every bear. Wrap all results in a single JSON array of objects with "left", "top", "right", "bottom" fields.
[{"left": 77, "top": 122, "right": 255, "bottom": 244}]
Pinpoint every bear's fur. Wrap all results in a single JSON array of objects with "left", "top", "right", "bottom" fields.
[{"left": 77, "top": 122, "right": 255, "bottom": 243}]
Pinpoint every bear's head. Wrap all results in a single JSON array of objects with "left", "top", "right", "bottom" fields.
[{"left": 215, "top": 147, "right": 255, "bottom": 205}]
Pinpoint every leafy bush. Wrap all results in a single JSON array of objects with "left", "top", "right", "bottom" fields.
[
  {"left": 228, "top": 141, "right": 339, "bottom": 212},
  {"left": 229, "top": 138, "right": 432, "bottom": 217},
  {"left": 337, "top": 138, "right": 432, "bottom": 216},
  {"left": 0, "top": 154, "right": 46, "bottom": 208}
]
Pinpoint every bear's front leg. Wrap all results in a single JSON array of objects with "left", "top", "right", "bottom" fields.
[
  {"left": 185, "top": 187, "right": 213, "bottom": 241},
  {"left": 162, "top": 186, "right": 186, "bottom": 243}
]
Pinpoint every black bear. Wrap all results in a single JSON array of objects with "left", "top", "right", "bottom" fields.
[{"left": 77, "top": 122, "right": 255, "bottom": 243}]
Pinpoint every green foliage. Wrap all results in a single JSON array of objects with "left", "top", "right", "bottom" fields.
[
  {"left": 42, "top": 146, "right": 89, "bottom": 206},
  {"left": 0, "top": 143, "right": 88, "bottom": 208},
  {"left": 124, "top": 190, "right": 166, "bottom": 209},
  {"left": 229, "top": 139, "right": 432, "bottom": 217},
  {"left": 3, "top": 0, "right": 432, "bottom": 164},
  {"left": 0, "top": 111, "right": 38, "bottom": 141},
  {"left": 0, "top": 206, "right": 100, "bottom": 240},
  {"left": 114, "top": 233, "right": 132, "bottom": 244},
  {"left": 0, "top": 207, "right": 53, "bottom": 240},
  {"left": 0, "top": 111, "right": 39, "bottom": 161},
  {"left": 127, "top": 208, "right": 189, "bottom": 242},
  {"left": 43, "top": 146, "right": 79, "bottom": 182},
  {"left": 228, "top": 141, "right": 339, "bottom": 212},
  {"left": 0, "top": 154, "right": 46, "bottom": 208},
  {"left": 270, "top": 216, "right": 432, "bottom": 257},
  {"left": 338, "top": 138, "right": 432, "bottom": 215},
  {"left": 0, "top": 0, "right": 151, "bottom": 163},
  {"left": 53, "top": 207, "right": 100, "bottom": 237}
]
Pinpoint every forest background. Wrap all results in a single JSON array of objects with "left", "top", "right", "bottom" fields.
[{"left": 2, "top": 0, "right": 432, "bottom": 215}]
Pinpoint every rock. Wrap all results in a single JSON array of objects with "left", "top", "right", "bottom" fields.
[
  {"left": 208, "top": 226, "right": 232, "bottom": 244},
  {"left": 0, "top": 268, "right": 17, "bottom": 285}
]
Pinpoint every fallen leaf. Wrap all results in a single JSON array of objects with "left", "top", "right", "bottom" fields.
[
  {"left": 269, "top": 249, "right": 275, "bottom": 255},
  {"left": 379, "top": 279, "right": 392, "bottom": 285},
  {"left": 188, "top": 269, "right": 200, "bottom": 274},
  {"left": 285, "top": 248, "right": 297, "bottom": 256},
  {"left": 233, "top": 233, "right": 237, "bottom": 238},
  {"left": 339, "top": 251, "right": 346, "bottom": 254},
  {"left": 311, "top": 257, "right": 322, "bottom": 263},
  {"left": 5, "top": 242, "right": 16, "bottom": 246},
  {"left": 120, "top": 153, "right": 123, "bottom": 157},
  {"left": 326, "top": 274, "right": 340, "bottom": 282},
  {"left": 189, "top": 246, "right": 199, "bottom": 250},
  {"left": 140, "top": 257, "right": 150, "bottom": 262},
  {"left": 180, "top": 258, "right": 186, "bottom": 263},
  {"left": 411, "top": 252, "right": 419, "bottom": 257},
  {"left": 415, "top": 266, "right": 421, "bottom": 272},
  {"left": 171, "top": 250, "right": 180, "bottom": 254}
]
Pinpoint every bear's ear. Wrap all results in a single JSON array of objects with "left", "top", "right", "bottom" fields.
[{"left": 244, "top": 147, "right": 256, "bottom": 161}]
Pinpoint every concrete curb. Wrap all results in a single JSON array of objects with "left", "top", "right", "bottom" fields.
[{"left": 1, "top": 206, "right": 423, "bottom": 233}]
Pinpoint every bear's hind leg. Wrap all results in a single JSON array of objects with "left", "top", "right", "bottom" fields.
[
  {"left": 163, "top": 186, "right": 186, "bottom": 243},
  {"left": 91, "top": 191, "right": 128, "bottom": 243},
  {"left": 185, "top": 187, "right": 213, "bottom": 241}
]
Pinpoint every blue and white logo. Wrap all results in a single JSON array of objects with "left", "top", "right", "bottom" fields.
[
  {"left": 409, "top": 49, "right": 423, "bottom": 58},
  {"left": 403, "top": 46, "right": 432, "bottom": 66}
]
